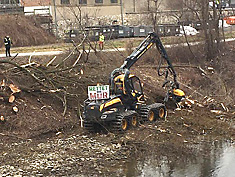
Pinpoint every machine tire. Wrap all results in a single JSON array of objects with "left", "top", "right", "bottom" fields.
[
  {"left": 139, "top": 105, "right": 150, "bottom": 122},
  {"left": 155, "top": 105, "right": 167, "bottom": 119},
  {"left": 139, "top": 103, "right": 167, "bottom": 123},
  {"left": 83, "top": 120, "right": 95, "bottom": 132},
  {"left": 131, "top": 114, "right": 138, "bottom": 127},
  {"left": 111, "top": 114, "right": 129, "bottom": 133},
  {"left": 148, "top": 109, "right": 156, "bottom": 122}
]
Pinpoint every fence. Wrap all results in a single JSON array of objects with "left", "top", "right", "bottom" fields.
[{"left": 64, "top": 24, "right": 181, "bottom": 42}]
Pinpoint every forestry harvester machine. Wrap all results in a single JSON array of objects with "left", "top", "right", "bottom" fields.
[{"left": 82, "top": 32, "right": 185, "bottom": 133}]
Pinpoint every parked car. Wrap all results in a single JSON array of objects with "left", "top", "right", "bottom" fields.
[
  {"left": 179, "top": 26, "right": 199, "bottom": 36},
  {"left": 223, "top": 16, "right": 235, "bottom": 25}
]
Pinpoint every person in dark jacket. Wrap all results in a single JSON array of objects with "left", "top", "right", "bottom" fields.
[{"left": 4, "top": 36, "right": 13, "bottom": 57}]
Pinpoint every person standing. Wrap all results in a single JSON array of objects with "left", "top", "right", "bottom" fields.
[
  {"left": 98, "top": 33, "right": 105, "bottom": 50},
  {"left": 4, "top": 36, "right": 13, "bottom": 57}
]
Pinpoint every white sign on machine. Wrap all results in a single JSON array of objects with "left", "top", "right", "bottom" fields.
[{"left": 88, "top": 85, "right": 110, "bottom": 100}]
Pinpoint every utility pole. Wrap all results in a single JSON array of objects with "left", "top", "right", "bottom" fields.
[
  {"left": 53, "top": 0, "right": 58, "bottom": 38},
  {"left": 120, "top": 0, "right": 124, "bottom": 25}
]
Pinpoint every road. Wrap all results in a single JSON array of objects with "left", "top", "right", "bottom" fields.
[
  {"left": 0, "top": 48, "right": 125, "bottom": 58},
  {"left": 0, "top": 51, "right": 63, "bottom": 58},
  {"left": 0, "top": 37, "right": 235, "bottom": 58}
]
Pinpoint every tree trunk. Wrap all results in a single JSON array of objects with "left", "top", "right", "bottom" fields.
[{"left": 201, "top": 0, "right": 220, "bottom": 61}]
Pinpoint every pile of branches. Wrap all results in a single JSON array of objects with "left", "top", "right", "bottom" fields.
[{"left": 0, "top": 35, "right": 96, "bottom": 116}]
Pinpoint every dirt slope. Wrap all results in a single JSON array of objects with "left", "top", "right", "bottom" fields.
[
  {"left": 0, "top": 15, "right": 55, "bottom": 47},
  {"left": 0, "top": 40, "right": 234, "bottom": 139}
]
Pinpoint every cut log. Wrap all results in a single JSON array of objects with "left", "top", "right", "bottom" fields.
[
  {"left": 0, "top": 116, "right": 4, "bottom": 121},
  {"left": 13, "top": 106, "right": 19, "bottom": 113},
  {"left": 0, "top": 79, "right": 6, "bottom": 87},
  {"left": 9, "top": 95, "right": 15, "bottom": 103},
  {"left": 9, "top": 84, "right": 21, "bottom": 93}
]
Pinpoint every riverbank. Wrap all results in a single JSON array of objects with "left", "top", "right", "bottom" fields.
[
  {"left": 0, "top": 34, "right": 234, "bottom": 176},
  {"left": 0, "top": 107, "right": 234, "bottom": 176}
]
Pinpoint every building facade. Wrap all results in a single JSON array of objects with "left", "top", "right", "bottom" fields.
[
  {"left": 50, "top": 0, "right": 208, "bottom": 38},
  {"left": 51, "top": 0, "right": 173, "bottom": 26},
  {"left": 0, "top": 0, "right": 21, "bottom": 6},
  {"left": 21, "top": 0, "right": 51, "bottom": 6},
  {"left": 0, "top": 0, "right": 51, "bottom": 7},
  {"left": 0, "top": 0, "right": 23, "bottom": 14},
  {"left": 52, "top": 0, "right": 122, "bottom": 22}
]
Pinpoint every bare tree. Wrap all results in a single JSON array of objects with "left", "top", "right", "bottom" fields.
[
  {"left": 201, "top": 0, "right": 221, "bottom": 60},
  {"left": 147, "top": 0, "right": 163, "bottom": 31},
  {"left": 179, "top": 0, "right": 222, "bottom": 60}
]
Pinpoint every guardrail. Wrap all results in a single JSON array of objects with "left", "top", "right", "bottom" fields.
[{"left": 64, "top": 24, "right": 181, "bottom": 43}]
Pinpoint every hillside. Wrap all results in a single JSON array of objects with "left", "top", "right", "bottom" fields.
[{"left": 0, "top": 14, "right": 55, "bottom": 48}]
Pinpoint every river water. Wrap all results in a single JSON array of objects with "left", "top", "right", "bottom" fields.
[{"left": 123, "top": 140, "right": 235, "bottom": 177}]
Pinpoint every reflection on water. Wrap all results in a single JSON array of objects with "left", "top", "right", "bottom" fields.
[
  {"left": 124, "top": 141, "right": 234, "bottom": 177},
  {"left": 212, "top": 144, "right": 235, "bottom": 177}
]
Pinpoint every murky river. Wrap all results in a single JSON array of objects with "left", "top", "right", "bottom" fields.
[
  {"left": 123, "top": 140, "right": 235, "bottom": 177},
  {"left": 0, "top": 133, "right": 234, "bottom": 176}
]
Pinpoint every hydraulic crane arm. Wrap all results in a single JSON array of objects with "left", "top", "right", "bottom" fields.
[{"left": 110, "top": 32, "right": 179, "bottom": 94}]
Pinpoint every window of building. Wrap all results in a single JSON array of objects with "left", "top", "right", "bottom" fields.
[
  {"left": 61, "top": 0, "right": 70, "bottom": 4},
  {"left": 79, "top": 0, "right": 87, "bottom": 4},
  {"left": 0, "top": 0, "right": 20, "bottom": 4},
  {"left": 111, "top": 0, "right": 118, "bottom": 3},
  {"left": 95, "top": 0, "right": 103, "bottom": 4}
]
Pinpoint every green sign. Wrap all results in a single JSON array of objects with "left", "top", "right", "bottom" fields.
[{"left": 88, "top": 85, "right": 110, "bottom": 100}]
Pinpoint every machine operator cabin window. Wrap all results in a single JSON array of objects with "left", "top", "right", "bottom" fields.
[
  {"left": 95, "top": 0, "right": 103, "bottom": 4},
  {"left": 79, "top": 0, "right": 87, "bottom": 4},
  {"left": 61, "top": 0, "right": 70, "bottom": 4},
  {"left": 131, "top": 77, "right": 142, "bottom": 93},
  {"left": 111, "top": 0, "right": 118, "bottom": 3}
]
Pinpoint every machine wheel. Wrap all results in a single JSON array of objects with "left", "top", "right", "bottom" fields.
[
  {"left": 121, "top": 118, "right": 128, "bottom": 131},
  {"left": 83, "top": 120, "right": 95, "bottom": 132},
  {"left": 148, "top": 110, "right": 155, "bottom": 122},
  {"left": 156, "top": 105, "right": 167, "bottom": 119},
  {"left": 112, "top": 114, "right": 129, "bottom": 133},
  {"left": 140, "top": 103, "right": 167, "bottom": 123},
  {"left": 131, "top": 115, "right": 138, "bottom": 127},
  {"left": 139, "top": 105, "right": 150, "bottom": 122}
]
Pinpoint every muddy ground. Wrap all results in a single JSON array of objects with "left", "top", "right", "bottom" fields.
[
  {"left": 0, "top": 38, "right": 234, "bottom": 176},
  {"left": 0, "top": 109, "right": 233, "bottom": 176}
]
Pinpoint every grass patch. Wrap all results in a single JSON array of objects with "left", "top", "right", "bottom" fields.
[{"left": 1, "top": 30, "right": 235, "bottom": 54}]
